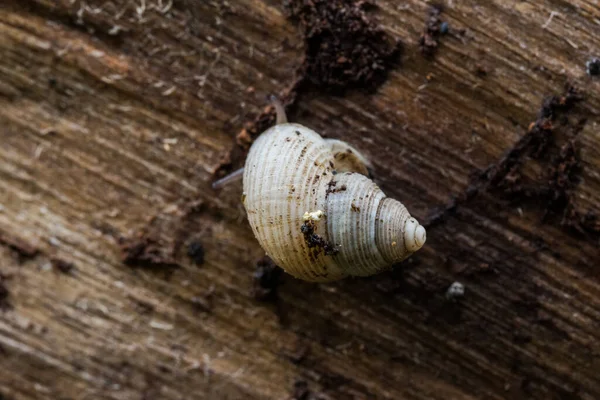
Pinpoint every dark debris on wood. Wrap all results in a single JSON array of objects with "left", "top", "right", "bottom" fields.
[
  {"left": 0, "top": 274, "right": 12, "bottom": 311},
  {"left": 285, "top": 0, "right": 402, "bottom": 93},
  {"left": 252, "top": 256, "right": 284, "bottom": 301},
  {"left": 186, "top": 240, "right": 205, "bottom": 266},
  {"left": 419, "top": 5, "right": 445, "bottom": 57},
  {"left": 426, "top": 84, "right": 598, "bottom": 239}
]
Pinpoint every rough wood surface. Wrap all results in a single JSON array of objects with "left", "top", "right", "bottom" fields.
[{"left": 1, "top": 1, "right": 599, "bottom": 399}]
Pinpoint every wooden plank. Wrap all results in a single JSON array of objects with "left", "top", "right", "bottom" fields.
[{"left": 0, "top": 0, "right": 599, "bottom": 399}]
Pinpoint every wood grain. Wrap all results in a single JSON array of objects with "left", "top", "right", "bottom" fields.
[{"left": 1, "top": 1, "right": 599, "bottom": 399}]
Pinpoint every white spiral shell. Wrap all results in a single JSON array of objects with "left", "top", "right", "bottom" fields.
[{"left": 242, "top": 123, "right": 426, "bottom": 282}]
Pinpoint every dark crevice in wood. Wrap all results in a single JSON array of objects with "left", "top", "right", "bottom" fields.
[{"left": 425, "top": 84, "right": 598, "bottom": 240}]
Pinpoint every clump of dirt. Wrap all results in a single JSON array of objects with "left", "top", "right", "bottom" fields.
[
  {"left": 587, "top": 58, "right": 600, "bottom": 76},
  {"left": 419, "top": 5, "right": 444, "bottom": 57},
  {"left": 285, "top": 0, "right": 402, "bottom": 92},
  {"left": 252, "top": 256, "right": 283, "bottom": 301},
  {"left": 300, "top": 220, "right": 339, "bottom": 256},
  {"left": 186, "top": 240, "right": 205, "bottom": 266}
]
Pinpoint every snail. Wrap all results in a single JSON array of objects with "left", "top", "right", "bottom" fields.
[{"left": 214, "top": 98, "right": 426, "bottom": 282}]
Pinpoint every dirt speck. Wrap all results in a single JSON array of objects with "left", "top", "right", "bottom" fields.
[
  {"left": 187, "top": 240, "right": 205, "bottom": 266},
  {"left": 0, "top": 275, "right": 12, "bottom": 311},
  {"left": 419, "top": 5, "right": 444, "bottom": 57},
  {"left": 252, "top": 256, "right": 283, "bottom": 301},
  {"left": 586, "top": 58, "right": 600, "bottom": 76},
  {"left": 135, "top": 300, "right": 155, "bottom": 315},
  {"left": 325, "top": 179, "right": 348, "bottom": 198},
  {"left": 475, "top": 63, "right": 488, "bottom": 77},
  {"left": 426, "top": 84, "right": 597, "bottom": 238},
  {"left": 285, "top": 0, "right": 402, "bottom": 93},
  {"left": 301, "top": 220, "right": 339, "bottom": 256}
]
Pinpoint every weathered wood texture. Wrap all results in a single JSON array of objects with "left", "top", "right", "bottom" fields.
[{"left": 1, "top": 1, "right": 599, "bottom": 399}]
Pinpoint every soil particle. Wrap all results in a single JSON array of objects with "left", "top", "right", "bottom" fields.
[
  {"left": 419, "top": 5, "right": 444, "bottom": 57},
  {"left": 326, "top": 183, "right": 347, "bottom": 197},
  {"left": 440, "top": 21, "right": 449, "bottom": 35},
  {"left": 325, "top": 179, "right": 337, "bottom": 197},
  {"left": 325, "top": 179, "right": 348, "bottom": 198},
  {"left": 186, "top": 240, "right": 205, "bottom": 266},
  {"left": 445, "top": 281, "right": 465, "bottom": 300},
  {"left": 285, "top": 0, "right": 402, "bottom": 93},
  {"left": 252, "top": 256, "right": 284, "bottom": 301},
  {"left": 586, "top": 58, "right": 600, "bottom": 76},
  {"left": 301, "top": 220, "right": 339, "bottom": 256}
]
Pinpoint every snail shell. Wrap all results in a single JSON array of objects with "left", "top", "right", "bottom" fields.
[{"left": 243, "top": 123, "right": 426, "bottom": 282}]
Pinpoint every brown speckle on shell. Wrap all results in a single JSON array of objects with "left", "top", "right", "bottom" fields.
[{"left": 300, "top": 220, "right": 339, "bottom": 256}]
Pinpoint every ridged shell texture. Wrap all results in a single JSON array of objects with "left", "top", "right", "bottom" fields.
[{"left": 243, "top": 123, "right": 425, "bottom": 282}]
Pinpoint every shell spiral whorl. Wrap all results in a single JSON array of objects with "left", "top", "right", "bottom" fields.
[{"left": 242, "top": 122, "right": 426, "bottom": 282}]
